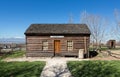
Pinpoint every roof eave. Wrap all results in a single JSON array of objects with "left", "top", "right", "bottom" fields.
[{"left": 25, "top": 33, "right": 91, "bottom": 36}]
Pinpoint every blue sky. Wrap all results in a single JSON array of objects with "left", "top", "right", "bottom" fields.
[{"left": 0, "top": 0, "right": 120, "bottom": 41}]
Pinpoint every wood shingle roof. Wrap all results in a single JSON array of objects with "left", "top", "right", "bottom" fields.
[{"left": 25, "top": 24, "right": 91, "bottom": 35}]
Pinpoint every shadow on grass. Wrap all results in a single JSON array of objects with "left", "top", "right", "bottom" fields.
[
  {"left": 67, "top": 61, "right": 120, "bottom": 77},
  {"left": 0, "top": 61, "right": 45, "bottom": 77}
]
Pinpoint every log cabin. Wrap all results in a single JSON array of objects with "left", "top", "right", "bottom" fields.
[
  {"left": 107, "top": 40, "right": 116, "bottom": 49},
  {"left": 24, "top": 24, "right": 91, "bottom": 57}
]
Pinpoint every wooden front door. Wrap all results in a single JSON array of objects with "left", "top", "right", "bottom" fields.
[{"left": 54, "top": 40, "right": 60, "bottom": 53}]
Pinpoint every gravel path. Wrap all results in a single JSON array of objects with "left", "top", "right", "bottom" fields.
[{"left": 40, "top": 58, "right": 72, "bottom": 77}]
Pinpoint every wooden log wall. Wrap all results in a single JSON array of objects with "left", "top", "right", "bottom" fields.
[{"left": 26, "top": 35, "right": 90, "bottom": 57}]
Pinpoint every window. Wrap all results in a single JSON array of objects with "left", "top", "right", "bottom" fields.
[
  {"left": 42, "top": 41, "right": 48, "bottom": 51},
  {"left": 67, "top": 40, "right": 73, "bottom": 51}
]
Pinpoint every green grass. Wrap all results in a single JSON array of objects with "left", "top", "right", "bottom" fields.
[
  {"left": 67, "top": 61, "right": 120, "bottom": 77},
  {"left": 110, "top": 48, "right": 120, "bottom": 50},
  {"left": 89, "top": 47, "right": 108, "bottom": 51},
  {"left": 89, "top": 46, "right": 120, "bottom": 51},
  {"left": 0, "top": 61, "right": 45, "bottom": 77},
  {"left": 7, "top": 51, "right": 25, "bottom": 58},
  {"left": 0, "top": 50, "right": 25, "bottom": 60}
]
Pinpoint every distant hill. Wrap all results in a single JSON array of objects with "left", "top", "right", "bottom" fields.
[{"left": 0, "top": 38, "right": 25, "bottom": 44}]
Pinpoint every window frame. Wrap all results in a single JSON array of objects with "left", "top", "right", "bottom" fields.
[
  {"left": 67, "top": 40, "right": 73, "bottom": 51},
  {"left": 42, "top": 40, "right": 48, "bottom": 51}
]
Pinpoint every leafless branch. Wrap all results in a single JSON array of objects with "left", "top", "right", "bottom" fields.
[{"left": 80, "top": 11, "right": 108, "bottom": 48}]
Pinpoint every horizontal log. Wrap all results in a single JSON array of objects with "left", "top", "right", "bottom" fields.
[
  {"left": 26, "top": 52, "right": 54, "bottom": 57},
  {"left": 26, "top": 51, "right": 54, "bottom": 53}
]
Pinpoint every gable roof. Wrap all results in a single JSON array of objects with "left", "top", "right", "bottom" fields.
[{"left": 25, "top": 24, "right": 91, "bottom": 35}]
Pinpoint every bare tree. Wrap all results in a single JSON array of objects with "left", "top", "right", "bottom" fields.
[
  {"left": 114, "top": 9, "right": 120, "bottom": 39},
  {"left": 80, "top": 11, "right": 108, "bottom": 50}
]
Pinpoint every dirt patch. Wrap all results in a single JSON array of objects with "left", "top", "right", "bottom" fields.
[
  {"left": 3, "top": 57, "right": 89, "bottom": 62},
  {"left": 90, "top": 50, "right": 120, "bottom": 60}
]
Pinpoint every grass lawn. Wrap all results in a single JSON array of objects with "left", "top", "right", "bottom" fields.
[
  {"left": 0, "top": 50, "right": 25, "bottom": 60},
  {"left": 89, "top": 46, "right": 120, "bottom": 51},
  {"left": 67, "top": 61, "right": 120, "bottom": 77},
  {"left": 0, "top": 61, "right": 45, "bottom": 77}
]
